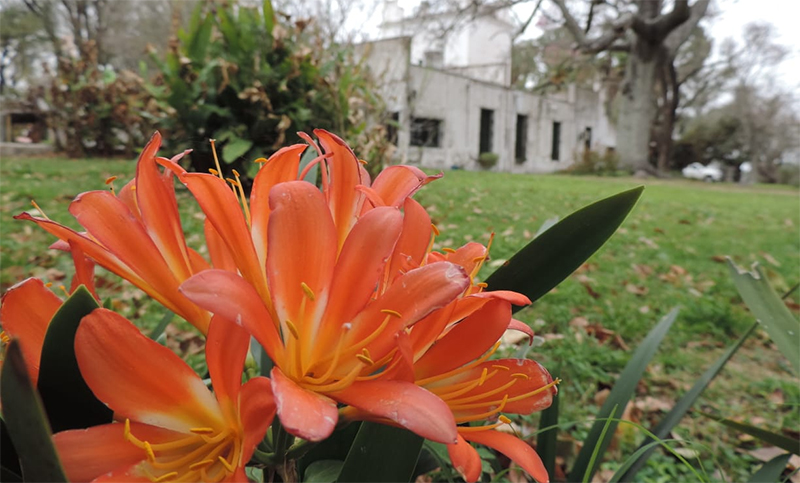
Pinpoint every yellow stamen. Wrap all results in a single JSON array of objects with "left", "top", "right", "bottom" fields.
[
  {"left": 45, "top": 282, "right": 53, "bottom": 287},
  {"left": 144, "top": 441, "right": 157, "bottom": 462},
  {"left": 303, "top": 324, "right": 350, "bottom": 384},
  {"left": 231, "top": 169, "right": 251, "bottom": 227},
  {"left": 58, "top": 285, "right": 69, "bottom": 296},
  {"left": 472, "top": 256, "right": 485, "bottom": 263},
  {"left": 190, "top": 427, "right": 215, "bottom": 434},
  {"left": 0, "top": 331, "right": 10, "bottom": 344},
  {"left": 285, "top": 319, "right": 300, "bottom": 339},
  {"left": 105, "top": 176, "right": 117, "bottom": 184},
  {"left": 30, "top": 200, "right": 50, "bottom": 220},
  {"left": 189, "top": 460, "right": 215, "bottom": 470},
  {"left": 209, "top": 139, "right": 224, "bottom": 180},
  {"left": 254, "top": 157, "right": 268, "bottom": 163},
  {"left": 356, "top": 353, "right": 374, "bottom": 365},
  {"left": 499, "top": 415, "right": 512, "bottom": 424},
  {"left": 131, "top": 185, "right": 137, "bottom": 191},
  {"left": 124, "top": 418, "right": 132, "bottom": 441},
  {"left": 358, "top": 159, "right": 368, "bottom": 165},
  {"left": 442, "top": 247, "right": 456, "bottom": 254},
  {"left": 476, "top": 282, "right": 488, "bottom": 288},
  {"left": 301, "top": 282, "right": 316, "bottom": 301},
  {"left": 478, "top": 368, "right": 489, "bottom": 386},
  {"left": 431, "top": 224, "right": 440, "bottom": 236},
  {"left": 511, "top": 373, "right": 529, "bottom": 380},
  {"left": 380, "top": 309, "right": 402, "bottom": 318},
  {"left": 416, "top": 340, "right": 501, "bottom": 386},
  {"left": 153, "top": 471, "right": 178, "bottom": 482},
  {"left": 105, "top": 176, "right": 118, "bottom": 196},
  {"left": 209, "top": 168, "right": 219, "bottom": 175},
  {"left": 217, "top": 456, "right": 235, "bottom": 473}
]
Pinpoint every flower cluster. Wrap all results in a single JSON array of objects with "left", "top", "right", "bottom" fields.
[{"left": 2, "top": 130, "right": 557, "bottom": 483}]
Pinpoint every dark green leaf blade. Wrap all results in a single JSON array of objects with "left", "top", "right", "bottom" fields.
[
  {"left": 485, "top": 187, "right": 643, "bottom": 308},
  {"left": 728, "top": 260, "right": 800, "bottom": 373},
  {"left": 305, "top": 460, "right": 344, "bottom": 483},
  {"left": 569, "top": 307, "right": 679, "bottom": 482},
  {"left": 749, "top": 453, "right": 791, "bottom": 483},
  {"left": 536, "top": 391, "right": 559, "bottom": 480},
  {"left": 336, "top": 422, "right": 424, "bottom": 482},
  {"left": 37, "top": 286, "right": 113, "bottom": 433},
  {"left": 1, "top": 341, "right": 67, "bottom": 482},
  {"left": 1, "top": 419, "right": 22, "bottom": 482},
  {"left": 699, "top": 411, "right": 800, "bottom": 455},
  {"left": 619, "top": 322, "right": 757, "bottom": 481}
]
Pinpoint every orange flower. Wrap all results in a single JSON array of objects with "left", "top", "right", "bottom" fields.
[
  {"left": 15, "top": 133, "right": 212, "bottom": 333},
  {"left": 170, "top": 131, "right": 465, "bottom": 443},
  {"left": 53, "top": 310, "right": 275, "bottom": 483}
]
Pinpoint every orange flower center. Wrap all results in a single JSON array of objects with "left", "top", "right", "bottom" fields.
[{"left": 123, "top": 420, "right": 242, "bottom": 483}]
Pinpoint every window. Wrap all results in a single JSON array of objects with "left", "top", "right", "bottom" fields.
[
  {"left": 410, "top": 118, "right": 441, "bottom": 147},
  {"left": 584, "top": 126, "right": 592, "bottom": 151},
  {"left": 479, "top": 109, "right": 494, "bottom": 154},
  {"left": 515, "top": 115, "right": 528, "bottom": 163},
  {"left": 385, "top": 112, "right": 400, "bottom": 145},
  {"left": 551, "top": 121, "right": 561, "bottom": 161},
  {"left": 424, "top": 50, "right": 443, "bottom": 69}
]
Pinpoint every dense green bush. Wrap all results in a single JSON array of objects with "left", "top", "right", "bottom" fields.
[
  {"left": 477, "top": 152, "right": 499, "bottom": 169},
  {"left": 568, "top": 149, "right": 621, "bottom": 175}
]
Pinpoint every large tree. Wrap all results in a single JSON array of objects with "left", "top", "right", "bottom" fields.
[{"left": 551, "top": 0, "right": 710, "bottom": 174}]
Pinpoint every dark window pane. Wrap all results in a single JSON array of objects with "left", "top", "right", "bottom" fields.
[
  {"left": 410, "top": 118, "right": 441, "bottom": 147},
  {"left": 551, "top": 121, "right": 561, "bottom": 161},
  {"left": 479, "top": 109, "right": 494, "bottom": 154},
  {"left": 515, "top": 114, "right": 528, "bottom": 163}
]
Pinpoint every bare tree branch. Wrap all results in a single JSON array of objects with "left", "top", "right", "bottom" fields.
[
  {"left": 664, "top": 0, "right": 711, "bottom": 54},
  {"left": 513, "top": 0, "right": 543, "bottom": 40},
  {"left": 632, "top": 0, "right": 689, "bottom": 44},
  {"left": 551, "top": 0, "right": 633, "bottom": 53}
]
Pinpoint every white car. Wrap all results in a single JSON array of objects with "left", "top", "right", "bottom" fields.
[{"left": 682, "top": 162, "right": 724, "bottom": 182}]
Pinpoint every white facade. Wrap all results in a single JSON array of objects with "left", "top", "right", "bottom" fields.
[{"left": 361, "top": 4, "right": 617, "bottom": 173}]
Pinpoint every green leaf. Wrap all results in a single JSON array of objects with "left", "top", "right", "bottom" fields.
[
  {"left": 485, "top": 187, "right": 643, "bottom": 308},
  {"left": 1, "top": 419, "right": 22, "bottom": 482},
  {"left": 699, "top": 411, "right": 800, "bottom": 455},
  {"left": 263, "top": 0, "right": 275, "bottom": 34},
  {"left": 1, "top": 341, "right": 67, "bottom": 482},
  {"left": 298, "top": 145, "right": 317, "bottom": 184},
  {"left": 569, "top": 307, "right": 679, "bottom": 482},
  {"left": 536, "top": 391, "right": 559, "bottom": 479},
  {"left": 336, "top": 423, "right": 423, "bottom": 482},
  {"left": 187, "top": 14, "right": 214, "bottom": 62},
  {"left": 749, "top": 453, "right": 792, "bottom": 483},
  {"left": 298, "top": 423, "right": 361, "bottom": 479},
  {"left": 149, "top": 310, "right": 175, "bottom": 341},
  {"left": 305, "top": 460, "right": 344, "bottom": 483},
  {"left": 728, "top": 260, "right": 800, "bottom": 373},
  {"left": 222, "top": 137, "right": 254, "bottom": 164},
  {"left": 618, "top": 322, "right": 757, "bottom": 481},
  {"left": 608, "top": 439, "right": 679, "bottom": 483},
  {"left": 37, "top": 286, "right": 112, "bottom": 433}
]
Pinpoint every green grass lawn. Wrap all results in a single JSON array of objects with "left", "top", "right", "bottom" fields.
[{"left": 1, "top": 157, "right": 798, "bottom": 481}]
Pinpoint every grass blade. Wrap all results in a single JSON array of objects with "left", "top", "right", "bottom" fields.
[
  {"left": 569, "top": 307, "right": 680, "bottom": 482},
  {"left": 699, "top": 411, "right": 800, "bottom": 455},
  {"left": 536, "top": 391, "right": 559, "bottom": 479},
  {"left": 750, "top": 453, "right": 792, "bottom": 483},
  {"left": 336, "top": 422, "right": 423, "bottom": 482},
  {"left": 728, "top": 260, "right": 800, "bottom": 373},
  {"left": 1, "top": 341, "right": 67, "bottom": 482},
  {"left": 149, "top": 310, "right": 174, "bottom": 340},
  {"left": 608, "top": 439, "right": 679, "bottom": 483},
  {"left": 583, "top": 405, "right": 618, "bottom": 483},
  {"left": 618, "top": 322, "right": 757, "bottom": 481},
  {"left": 485, "top": 186, "right": 643, "bottom": 308}
]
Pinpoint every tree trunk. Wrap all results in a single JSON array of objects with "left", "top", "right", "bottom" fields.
[{"left": 617, "top": 47, "right": 659, "bottom": 175}]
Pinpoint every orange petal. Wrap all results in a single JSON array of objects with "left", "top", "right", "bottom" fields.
[
  {"left": 414, "top": 298, "right": 511, "bottom": 379},
  {"left": 117, "top": 179, "right": 142, "bottom": 223},
  {"left": 508, "top": 319, "right": 534, "bottom": 344},
  {"left": 206, "top": 316, "right": 250, "bottom": 410},
  {"left": 447, "top": 434, "right": 482, "bottom": 483},
  {"left": 462, "top": 430, "right": 549, "bottom": 483},
  {"left": 180, "top": 270, "right": 284, "bottom": 363},
  {"left": 92, "top": 466, "right": 151, "bottom": 482},
  {"left": 135, "top": 132, "right": 193, "bottom": 282},
  {"left": 314, "top": 129, "right": 365, "bottom": 249},
  {"left": 386, "top": 198, "right": 431, "bottom": 284},
  {"left": 317, "top": 206, "right": 402, "bottom": 356},
  {"left": 180, "top": 173, "right": 270, "bottom": 304},
  {"left": 53, "top": 422, "right": 182, "bottom": 483},
  {"left": 67, "top": 240, "right": 99, "bottom": 300},
  {"left": 267, "top": 181, "right": 336, "bottom": 351},
  {"left": 331, "top": 380, "right": 458, "bottom": 444},
  {"left": 0, "top": 278, "right": 61, "bottom": 386},
  {"left": 271, "top": 368, "right": 337, "bottom": 442},
  {"left": 239, "top": 376, "right": 276, "bottom": 462},
  {"left": 204, "top": 219, "right": 237, "bottom": 272},
  {"left": 250, "top": 144, "right": 306, "bottom": 268},
  {"left": 368, "top": 165, "right": 441, "bottom": 209},
  {"left": 75, "top": 309, "right": 223, "bottom": 432},
  {"left": 379, "top": 330, "right": 415, "bottom": 383}
]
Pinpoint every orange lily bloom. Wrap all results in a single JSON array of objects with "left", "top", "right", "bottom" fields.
[
  {"left": 53, "top": 310, "right": 275, "bottom": 482},
  {"left": 15, "top": 133, "right": 212, "bottom": 333}
]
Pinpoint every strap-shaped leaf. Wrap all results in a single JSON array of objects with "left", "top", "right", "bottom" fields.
[
  {"left": 618, "top": 322, "right": 757, "bottom": 481},
  {"left": 1, "top": 340, "right": 67, "bottom": 482},
  {"left": 699, "top": 411, "right": 800, "bottom": 455},
  {"left": 536, "top": 391, "right": 560, "bottom": 479},
  {"left": 1, "top": 419, "right": 22, "bottom": 482},
  {"left": 569, "top": 307, "right": 679, "bottom": 482},
  {"left": 485, "top": 186, "right": 643, "bottom": 308},
  {"left": 305, "top": 460, "right": 344, "bottom": 483},
  {"left": 728, "top": 260, "right": 800, "bottom": 373},
  {"left": 336, "top": 422, "right": 424, "bottom": 482},
  {"left": 749, "top": 453, "right": 792, "bottom": 483},
  {"left": 37, "top": 286, "right": 113, "bottom": 433}
]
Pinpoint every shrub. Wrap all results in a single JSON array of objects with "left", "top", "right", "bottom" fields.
[{"left": 478, "top": 152, "right": 499, "bottom": 169}]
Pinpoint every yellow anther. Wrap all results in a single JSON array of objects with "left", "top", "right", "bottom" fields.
[
  {"left": 232, "top": 169, "right": 241, "bottom": 178},
  {"left": 511, "top": 373, "right": 529, "bottom": 380},
  {"left": 58, "top": 285, "right": 69, "bottom": 296},
  {"left": 358, "top": 159, "right": 368, "bottom": 165},
  {"left": 361, "top": 348, "right": 372, "bottom": 359},
  {"left": 301, "top": 282, "right": 316, "bottom": 301},
  {"left": 124, "top": 418, "right": 132, "bottom": 441},
  {"left": 442, "top": 247, "right": 456, "bottom": 253},
  {"left": 472, "top": 256, "right": 485, "bottom": 263},
  {"left": 209, "top": 139, "right": 224, "bottom": 180},
  {"left": 254, "top": 157, "right": 268, "bottom": 163},
  {"left": 189, "top": 427, "right": 215, "bottom": 434},
  {"left": 45, "top": 282, "right": 53, "bottom": 287},
  {"left": 226, "top": 177, "right": 237, "bottom": 185},
  {"left": 153, "top": 471, "right": 178, "bottom": 482},
  {"left": 356, "top": 353, "right": 375, "bottom": 365},
  {"left": 189, "top": 460, "right": 215, "bottom": 470},
  {"left": 380, "top": 309, "right": 402, "bottom": 318},
  {"left": 218, "top": 456, "right": 235, "bottom": 473},
  {"left": 209, "top": 168, "right": 219, "bottom": 175},
  {"left": 476, "top": 282, "right": 488, "bottom": 288},
  {"left": 143, "top": 441, "right": 156, "bottom": 462},
  {"left": 0, "top": 331, "right": 10, "bottom": 344},
  {"left": 499, "top": 415, "right": 512, "bottom": 425},
  {"left": 130, "top": 185, "right": 137, "bottom": 191},
  {"left": 285, "top": 320, "right": 299, "bottom": 339},
  {"left": 30, "top": 200, "right": 50, "bottom": 220},
  {"left": 491, "top": 364, "right": 509, "bottom": 371},
  {"left": 478, "top": 367, "right": 488, "bottom": 386},
  {"left": 105, "top": 176, "right": 118, "bottom": 185}
]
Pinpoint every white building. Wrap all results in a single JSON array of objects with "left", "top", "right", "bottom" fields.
[{"left": 359, "top": 1, "right": 617, "bottom": 173}]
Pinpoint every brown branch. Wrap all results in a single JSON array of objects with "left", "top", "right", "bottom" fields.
[
  {"left": 513, "top": 0, "right": 544, "bottom": 40},
  {"left": 632, "top": 0, "right": 689, "bottom": 44},
  {"left": 664, "top": 0, "right": 711, "bottom": 54},
  {"left": 551, "top": 0, "right": 633, "bottom": 54}
]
